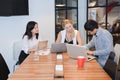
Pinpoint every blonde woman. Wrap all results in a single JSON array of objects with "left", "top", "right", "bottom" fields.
[{"left": 56, "top": 19, "right": 82, "bottom": 45}]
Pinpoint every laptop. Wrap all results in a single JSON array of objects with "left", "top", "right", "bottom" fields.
[
  {"left": 37, "top": 40, "right": 48, "bottom": 50},
  {"left": 50, "top": 43, "right": 67, "bottom": 53},
  {"left": 66, "top": 44, "right": 96, "bottom": 61}
]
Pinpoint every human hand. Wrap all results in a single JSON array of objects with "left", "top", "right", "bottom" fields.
[
  {"left": 42, "top": 47, "right": 47, "bottom": 51},
  {"left": 87, "top": 50, "right": 93, "bottom": 55}
]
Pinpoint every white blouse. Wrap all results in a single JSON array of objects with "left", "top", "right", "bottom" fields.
[
  {"left": 61, "top": 30, "right": 78, "bottom": 44},
  {"left": 21, "top": 35, "right": 40, "bottom": 54}
]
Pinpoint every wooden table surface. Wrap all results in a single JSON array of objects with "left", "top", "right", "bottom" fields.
[
  {"left": 8, "top": 52, "right": 112, "bottom": 80},
  {"left": 63, "top": 53, "right": 111, "bottom": 80}
]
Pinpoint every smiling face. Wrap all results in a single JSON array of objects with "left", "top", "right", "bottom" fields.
[
  {"left": 64, "top": 23, "right": 74, "bottom": 32},
  {"left": 31, "top": 24, "right": 39, "bottom": 35},
  {"left": 62, "top": 19, "right": 74, "bottom": 33}
]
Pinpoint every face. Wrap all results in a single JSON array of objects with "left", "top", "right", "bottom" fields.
[
  {"left": 64, "top": 23, "right": 73, "bottom": 32},
  {"left": 31, "top": 24, "right": 39, "bottom": 34},
  {"left": 88, "top": 28, "right": 97, "bottom": 35}
]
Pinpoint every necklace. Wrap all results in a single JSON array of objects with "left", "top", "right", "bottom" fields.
[{"left": 66, "top": 33, "right": 72, "bottom": 42}]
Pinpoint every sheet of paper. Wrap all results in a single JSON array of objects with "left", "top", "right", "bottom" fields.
[
  {"left": 55, "top": 65, "right": 63, "bottom": 72},
  {"left": 37, "top": 49, "right": 50, "bottom": 55},
  {"left": 57, "top": 54, "right": 62, "bottom": 60}
]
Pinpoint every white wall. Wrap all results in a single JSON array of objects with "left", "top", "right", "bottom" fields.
[
  {"left": 0, "top": 0, "right": 55, "bottom": 75},
  {"left": 0, "top": 0, "right": 87, "bottom": 76}
]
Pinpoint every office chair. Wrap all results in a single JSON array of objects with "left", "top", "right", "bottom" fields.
[
  {"left": 13, "top": 40, "right": 22, "bottom": 72},
  {"left": 0, "top": 53, "right": 10, "bottom": 80},
  {"left": 103, "top": 51, "right": 117, "bottom": 80},
  {"left": 115, "top": 56, "right": 120, "bottom": 80},
  {"left": 114, "top": 44, "right": 120, "bottom": 64}
]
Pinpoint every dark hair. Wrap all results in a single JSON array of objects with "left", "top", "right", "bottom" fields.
[
  {"left": 112, "top": 20, "right": 120, "bottom": 33},
  {"left": 23, "top": 21, "right": 39, "bottom": 39},
  {"left": 84, "top": 19, "right": 98, "bottom": 31}
]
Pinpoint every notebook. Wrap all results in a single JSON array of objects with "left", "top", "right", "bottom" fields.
[
  {"left": 37, "top": 40, "right": 48, "bottom": 50},
  {"left": 66, "top": 44, "right": 96, "bottom": 61},
  {"left": 50, "top": 43, "right": 67, "bottom": 53}
]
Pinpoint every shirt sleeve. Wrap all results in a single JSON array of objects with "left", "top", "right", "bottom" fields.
[
  {"left": 86, "top": 36, "right": 95, "bottom": 49},
  {"left": 22, "top": 36, "right": 29, "bottom": 54},
  {"left": 93, "top": 33, "right": 113, "bottom": 56}
]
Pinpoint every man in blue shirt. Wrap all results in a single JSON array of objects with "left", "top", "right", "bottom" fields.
[{"left": 84, "top": 19, "right": 114, "bottom": 67}]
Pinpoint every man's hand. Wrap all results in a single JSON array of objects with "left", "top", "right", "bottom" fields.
[{"left": 87, "top": 50, "right": 93, "bottom": 55}]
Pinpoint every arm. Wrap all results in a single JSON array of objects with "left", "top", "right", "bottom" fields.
[
  {"left": 86, "top": 37, "right": 96, "bottom": 55},
  {"left": 86, "top": 36, "right": 95, "bottom": 49},
  {"left": 28, "top": 47, "right": 37, "bottom": 52},
  {"left": 93, "top": 33, "right": 113, "bottom": 56},
  {"left": 76, "top": 31, "right": 82, "bottom": 46},
  {"left": 55, "top": 31, "right": 62, "bottom": 44},
  {"left": 22, "top": 36, "right": 37, "bottom": 53},
  {"left": 22, "top": 36, "right": 29, "bottom": 53}
]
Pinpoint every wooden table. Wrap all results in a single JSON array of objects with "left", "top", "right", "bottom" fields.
[
  {"left": 8, "top": 52, "right": 112, "bottom": 80},
  {"left": 63, "top": 53, "right": 111, "bottom": 80}
]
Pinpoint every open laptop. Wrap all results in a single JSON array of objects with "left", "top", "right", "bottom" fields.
[
  {"left": 37, "top": 40, "right": 48, "bottom": 50},
  {"left": 66, "top": 44, "right": 96, "bottom": 61},
  {"left": 50, "top": 43, "right": 67, "bottom": 53}
]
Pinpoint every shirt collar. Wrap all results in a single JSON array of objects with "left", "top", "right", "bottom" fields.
[{"left": 94, "top": 27, "right": 102, "bottom": 37}]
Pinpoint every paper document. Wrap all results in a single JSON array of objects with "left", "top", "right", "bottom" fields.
[
  {"left": 57, "top": 54, "right": 63, "bottom": 60},
  {"left": 37, "top": 49, "right": 50, "bottom": 55},
  {"left": 55, "top": 65, "right": 63, "bottom": 72}
]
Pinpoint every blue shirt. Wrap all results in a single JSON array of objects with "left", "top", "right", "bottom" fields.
[{"left": 86, "top": 27, "right": 114, "bottom": 67}]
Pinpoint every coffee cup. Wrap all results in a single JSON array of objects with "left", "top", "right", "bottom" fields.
[{"left": 77, "top": 56, "right": 86, "bottom": 69}]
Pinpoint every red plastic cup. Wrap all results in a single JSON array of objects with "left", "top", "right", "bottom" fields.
[{"left": 77, "top": 56, "right": 86, "bottom": 68}]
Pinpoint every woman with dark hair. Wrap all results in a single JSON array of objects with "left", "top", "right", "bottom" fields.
[
  {"left": 22, "top": 21, "right": 39, "bottom": 53},
  {"left": 111, "top": 20, "right": 120, "bottom": 45},
  {"left": 111, "top": 20, "right": 120, "bottom": 34},
  {"left": 23, "top": 21, "right": 39, "bottom": 40},
  {"left": 19, "top": 21, "right": 40, "bottom": 64}
]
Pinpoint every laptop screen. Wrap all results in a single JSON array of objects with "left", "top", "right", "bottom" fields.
[
  {"left": 66, "top": 44, "right": 96, "bottom": 61},
  {"left": 50, "top": 43, "right": 67, "bottom": 53},
  {"left": 66, "top": 44, "right": 87, "bottom": 59}
]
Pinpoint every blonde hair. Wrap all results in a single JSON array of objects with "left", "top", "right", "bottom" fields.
[
  {"left": 62, "top": 19, "right": 73, "bottom": 28},
  {"left": 62, "top": 19, "right": 75, "bottom": 38}
]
